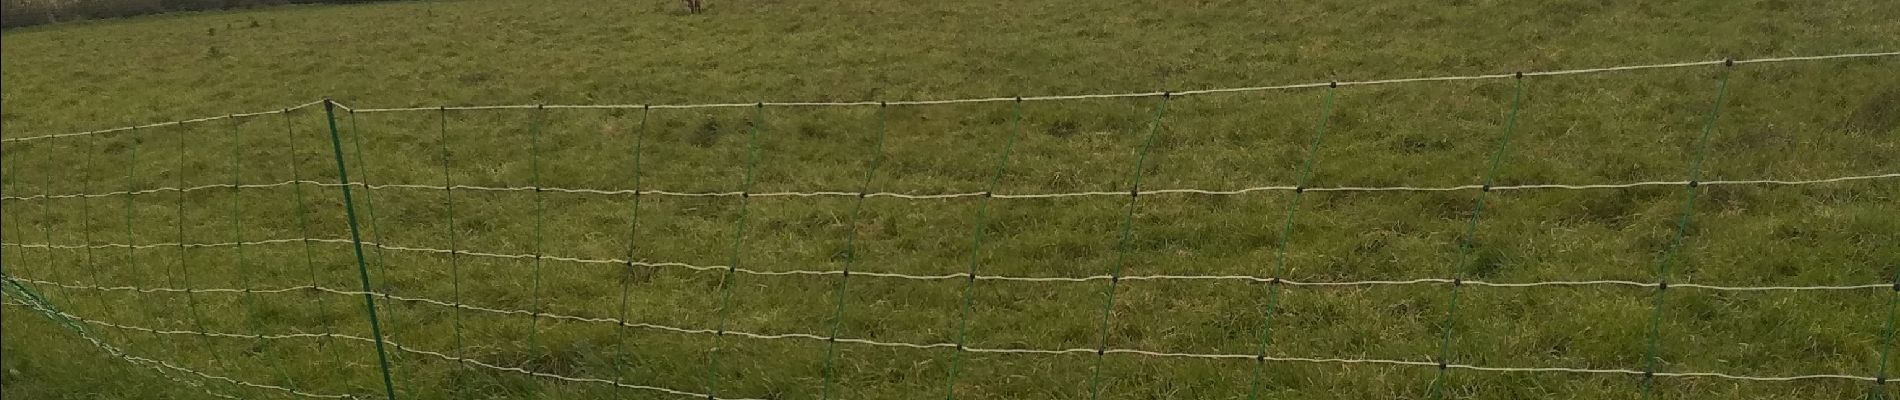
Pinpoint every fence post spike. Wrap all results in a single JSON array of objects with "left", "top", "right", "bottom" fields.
[{"left": 323, "top": 98, "right": 401, "bottom": 399}]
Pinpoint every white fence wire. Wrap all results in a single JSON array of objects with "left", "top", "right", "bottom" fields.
[
  {"left": 3, "top": 287, "right": 1881, "bottom": 387},
  {"left": 2, "top": 50, "right": 1897, "bottom": 399},
  {"left": 3, "top": 52, "right": 1894, "bottom": 143},
  {"left": 0, "top": 172, "right": 1895, "bottom": 202},
  {"left": 2, "top": 236, "right": 1891, "bottom": 291},
  {"left": 3, "top": 292, "right": 359, "bottom": 399}
]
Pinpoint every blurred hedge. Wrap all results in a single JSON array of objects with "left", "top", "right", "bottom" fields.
[{"left": 3, "top": 0, "right": 390, "bottom": 29}]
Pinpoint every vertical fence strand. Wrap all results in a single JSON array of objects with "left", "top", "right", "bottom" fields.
[
  {"left": 1085, "top": 94, "right": 1174, "bottom": 400},
  {"left": 1875, "top": 262, "right": 1899, "bottom": 400},
  {"left": 1638, "top": 62, "right": 1734, "bottom": 399},
  {"left": 436, "top": 107, "right": 472, "bottom": 399},
  {"left": 1426, "top": 76, "right": 1527, "bottom": 398},
  {"left": 35, "top": 135, "right": 60, "bottom": 292},
  {"left": 281, "top": 109, "right": 344, "bottom": 370},
  {"left": 346, "top": 111, "right": 399, "bottom": 339},
  {"left": 78, "top": 133, "right": 105, "bottom": 288},
  {"left": 118, "top": 125, "right": 181, "bottom": 374},
  {"left": 704, "top": 103, "right": 768, "bottom": 399},
  {"left": 228, "top": 115, "right": 299, "bottom": 389},
  {"left": 942, "top": 99, "right": 1026, "bottom": 400},
  {"left": 1244, "top": 85, "right": 1339, "bottom": 399},
  {"left": 525, "top": 105, "right": 550, "bottom": 365},
  {"left": 0, "top": 139, "right": 22, "bottom": 348},
  {"left": 170, "top": 121, "right": 231, "bottom": 375},
  {"left": 818, "top": 104, "right": 894, "bottom": 400},
  {"left": 612, "top": 106, "right": 652, "bottom": 399}
]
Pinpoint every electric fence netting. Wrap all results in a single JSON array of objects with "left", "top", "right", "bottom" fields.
[{"left": 2, "top": 52, "right": 1898, "bottom": 400}]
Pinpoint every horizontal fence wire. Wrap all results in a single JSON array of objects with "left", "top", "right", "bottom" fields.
[
  {"left": 0, "top": 298, "right": 755, "bottom": 400},
  {"left": 0, "top": 172, "right": 1894, "bottom": 203},
  {"left": 4, "top": 50, "right": 1896, "bottom": 398},
  {"left": 2, "top": 52, "right": 1893, "bottom": 143},
  {"left": 2, "top": 241, "right": 1889, "bottom": 292},
  {"left": 338, "top": 52, "right": 1899, "bottom": 112},
  {"left": 1, "top": 286, "right": 1878, "bottom": 385},
  {"left": 1, "top": 287, "right": 358, "bottom": 400},
  {"left": 0, "top": 100, "right": 326, "bottom": 143}
]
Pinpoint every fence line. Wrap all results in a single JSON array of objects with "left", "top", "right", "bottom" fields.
[
  {"left": 1, "top": 172, "right": 1895, "bottom": 203},
  {"left": 5, "top": 51, "right": 1896, "bottom": 398},
  {"left": 344, "top": 52, "right": 1899, "bottom": 112},
  {"left": 5, "top": 242, "right": 1890, "bottom": 292},
  {"left": 2, "top": 288, "right": 356, "bottom": 399},
  {"left": 3, "top": 293, "right": 1878, "bottom": 386},
  {"left": 3, "top": 52, "right": 1893, "bottom": 144},
  {"left": 1, "top": 298, "right": 758, "bottom": 400},
  {"left": 0, "top": 100, "right": 326, "bottom": 143}
]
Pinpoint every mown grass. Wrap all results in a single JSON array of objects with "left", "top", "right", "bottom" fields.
[{"left": 2, "top": 1, "right": 1898, "bottom": 399}]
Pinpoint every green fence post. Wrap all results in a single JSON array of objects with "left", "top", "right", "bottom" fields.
[{"left": 322, "top": 99, "right": 401, "bottom": 400}]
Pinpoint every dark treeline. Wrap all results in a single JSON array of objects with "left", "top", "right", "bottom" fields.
[{"left": 2, "top": 0, "right": 390, "bottom": 29}]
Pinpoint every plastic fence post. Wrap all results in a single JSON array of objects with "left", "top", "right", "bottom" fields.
[
  {"left": 322, "top": 99, "right": 402, "bottom": 400},
  {"left": 942, "top": 98, "right": 1025, "bottom": 400},
  {"left": 1244, "top": 85, "right": 1339, "bottom": 400},
  {"left": 1639, "top": 61, "right": 1733, "bottom": 399},
  {"left": 705, "top": 103, "right": 767, "bottom": 400},
  {"left": 612, "top": 106, "right": 652, "bottom": 399},
  {"left": 818, "top": 103, "right": 894, "bottom": 400},
  {"left": 1426, "top": 76, "right": 1527, "bottom": 399}
]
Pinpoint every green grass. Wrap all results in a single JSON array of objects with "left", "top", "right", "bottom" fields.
[{"left": 2, "top": 1, "right": 1898, "bottom": 399}]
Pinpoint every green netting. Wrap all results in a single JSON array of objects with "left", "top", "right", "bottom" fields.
[{"left": 0, "top": 55, "right": 1894, "bottom": 400}]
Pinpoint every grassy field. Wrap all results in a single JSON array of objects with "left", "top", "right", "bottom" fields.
[{"left": 2, "top": 1, "right": 1898, "bottom": 399}]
